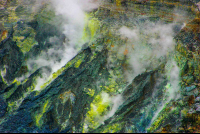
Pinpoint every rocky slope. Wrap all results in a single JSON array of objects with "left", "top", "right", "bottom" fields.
[{"left": 0, "top": 0, "right": 200, "bottom": 133}]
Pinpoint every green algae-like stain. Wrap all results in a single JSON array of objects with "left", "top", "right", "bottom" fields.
[
  {"left": 81, "top": 13, "right": 101, "bottom": 44},
  {"left": 75, "top": 59, "right": 82, "bottom": 68},
  {"left": 85, "top": 88, "right": 95, "bottom": 97},
  {"left": 13, "top": 28, "right": 38, "bottom": 54},
  {"left": 102, "top": 122, "right": 124, "bottom": 133},
  {"left": 84, "top": 92, "right": 111, "bottom": 131},
  {"left": 0, "top": 70, "right": 7, "bottom": 85},
  {"left": 34, "top": 99, "right": 51, "bottom": 128},
  {"left": 12, "top": 79, "right": 21, "bottom": 86}
]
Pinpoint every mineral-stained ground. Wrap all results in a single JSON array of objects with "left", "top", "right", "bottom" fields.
[{"left": 0, "top": 0, "right": 200, "bottom": 133}]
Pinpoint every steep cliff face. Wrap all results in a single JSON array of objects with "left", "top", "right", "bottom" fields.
[{"left": 0, "top": 0, "right": 200, "bottom": 133}]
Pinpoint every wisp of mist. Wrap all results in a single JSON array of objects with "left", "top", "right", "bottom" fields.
[
  {"left": 118, "top": 19, "right": 183, "bottom": 131},
  {"left": 17, "top": 0, "right": 100, "bottom": 91}
]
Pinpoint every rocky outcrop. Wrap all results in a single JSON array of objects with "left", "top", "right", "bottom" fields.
[
  {"left": 0, "top": 0, "right": 199, "bottom": 133},
  {"left": 0, "top": 27, "right": 24, "bottom": 83},
  {"left": 0, "top": 45, "right": 110, "bottom": 132},
  {"left": 91, "top": 70, "right": 167, "bottom": 133}
]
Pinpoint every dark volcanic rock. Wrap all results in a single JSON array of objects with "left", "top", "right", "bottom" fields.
[
  {"left": 91, "top": 70, "right": 168, "bottom": 133},
  {"left": 0, "top": 97, "right": 7, "bottom": 118},
  {"left": 6, "top": 66, "right": 51, "bottom": 104},
  {"left": 0, "top": 28, "right": 24, "bottom": 83},
  {"left": 0, "top": 0, "right": 199, "bottom": 133},
  {"left": 0, "top": 46, "right": 109, "bottom": 133}
]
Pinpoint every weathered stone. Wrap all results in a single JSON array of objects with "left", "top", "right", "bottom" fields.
[
  {"left": 196, "top": 107, "right": 200, "bottom": 113},
  {"left": 0, "top": 109, "right": 6, "bottom": 117},
  {"left": 0, "top": 98, "right": 7, "bottom": 110},
  {"left": 194, "top": 103, "right": 200, "bottom": 109},
  {"left": 0, "top": 74, "right": 7, "bottom": 91},
  {"left": 6, "top": 66, "right": 51, "bottom": 104},
  {"left": 0, "top": 97, "right": 7, "bottom": 118},
  {"left": 195, "top": 97, "right": 200, "bottom": 103},
  {"left": 188, "top": 108, "right": 196, "bottom": 114},
  {"left": 0, "top": 28, "right": 24, "bottom": 83},
  {"left": 183, "top": 76, "right": 195, "bottom": 85},
  {"left": 186, "top": 85, "right": 197, "bottom": 92},
  {"left": 183, "top": 88, "right": 199, "bottom": 97},
  {"left": 15, "top": 5, "right": 24, "bottom": 15}
]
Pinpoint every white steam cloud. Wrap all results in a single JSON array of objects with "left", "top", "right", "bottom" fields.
[
  {"left": 17, "top": 0, "right": 101, "bottom": 91},
  {"left": 165, "top": 59, "right": 181, "bottom": 100},
  {"left": 84, "top": 92, "right": 124, "bottom": 130},
  {"left": 119, "top": 27, "right": 139, "bottom": 40},
  {"left": 105, "top": 94, "right": 123, "bottom": 118},
  {"left": 118, "top": 21, "right": 179, "bottom": 83},
  {"left": 148, "top": 60, "right": 180, "bottom": 128},
  {"left": 118, "top": 20, "right": 182, "bottom": 131}
]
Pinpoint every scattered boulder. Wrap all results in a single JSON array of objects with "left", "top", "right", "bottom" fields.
[
  {"left": 195, "top": 97, "right": 200, "bottom": 103},
  {"left": 183, "top": 76, "right": 195, "bottom": 85},
  {"left": 186, "top": 85, "right": 196, "bottom": 92},
  {"left": 0, "top": 27, "right": 24, "bottom": 83}
]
